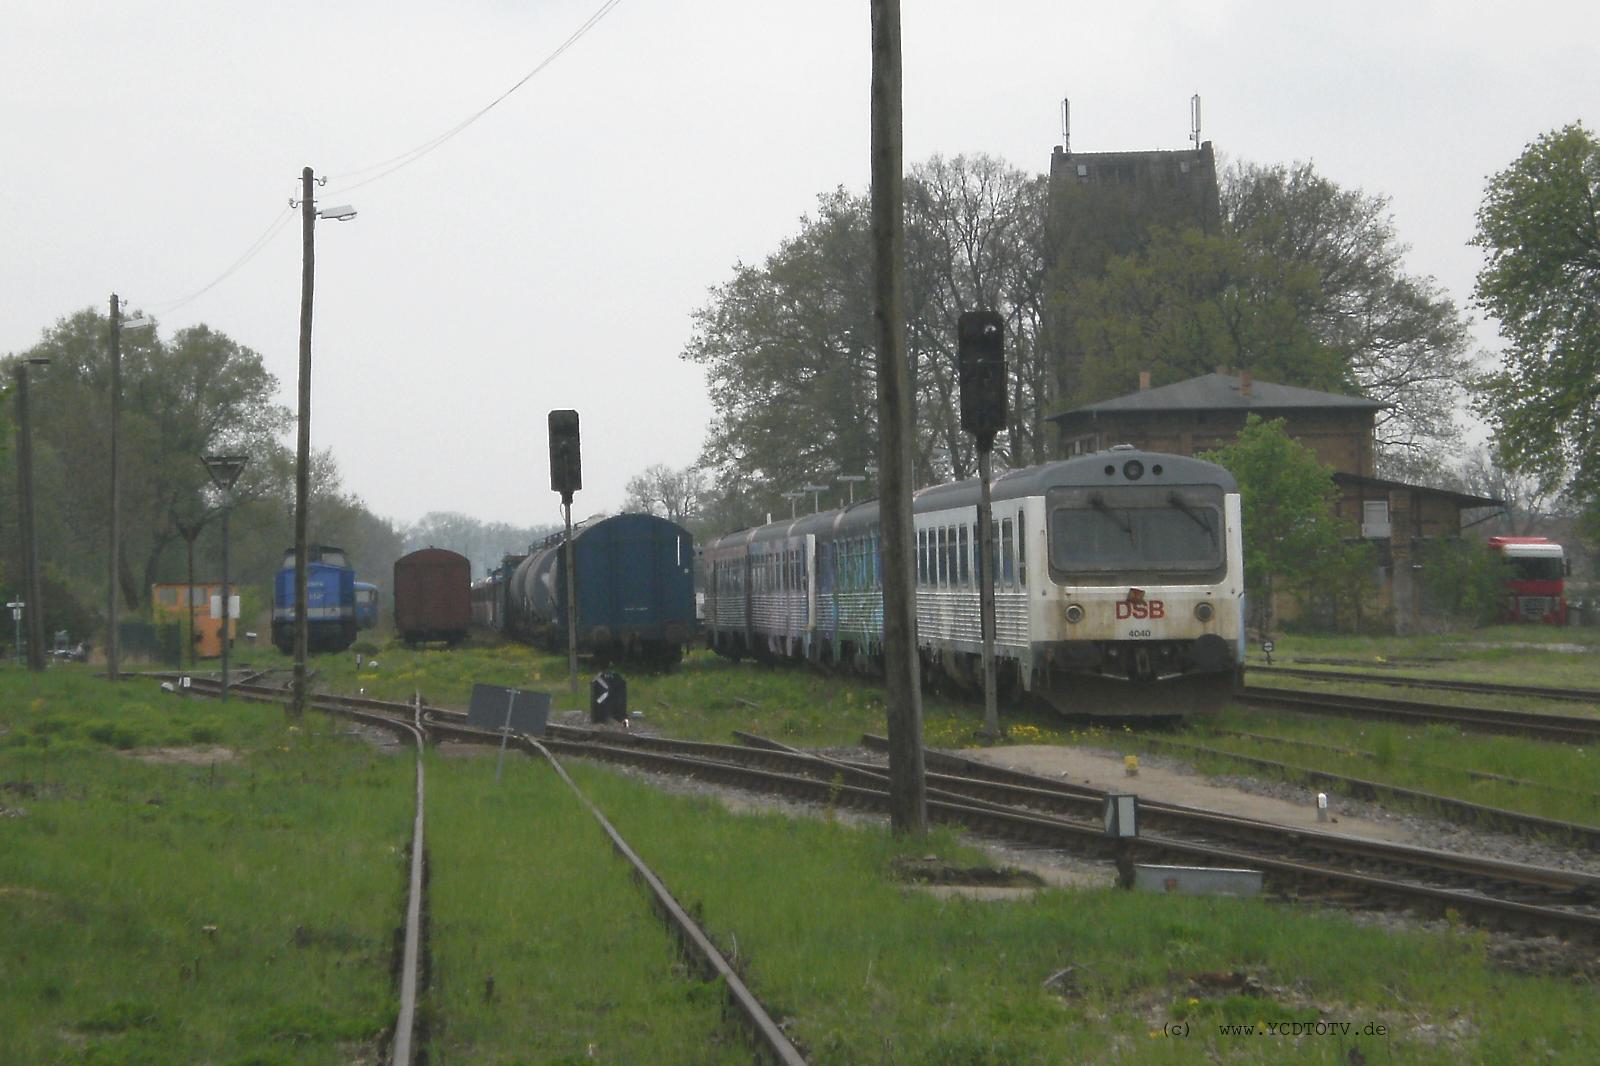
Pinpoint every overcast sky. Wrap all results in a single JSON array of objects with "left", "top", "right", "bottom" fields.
[{"left": 6, "top": 1, "right": 1596, "bottom": 528}]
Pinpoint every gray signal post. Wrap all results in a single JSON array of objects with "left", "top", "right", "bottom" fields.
[
  {"left": 203, "top": 455, "right": 248, "bottom": 701},
  {"left": 7, "top": 601, "right": 23, "bottom": 664},
  {"left": 106, "top": 296, "right": 155, "bottom": 682},
  {"left": 548, "top": 411, "right": 582, "bottom": 694},
  {"left": 13, "top": 356, "right": 49, "bottom": 671},
  {"left": 957, "top": 310, "right": 1007, "bottom": 739}
]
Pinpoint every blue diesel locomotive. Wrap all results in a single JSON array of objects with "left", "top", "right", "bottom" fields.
[{"left": 272, "top": 545, "right": 359, "bottom": 654}]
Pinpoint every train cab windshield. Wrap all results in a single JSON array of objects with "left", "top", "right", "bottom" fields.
[{"left": 1046, "top": 485, "right": 1225, "bottom": 578}]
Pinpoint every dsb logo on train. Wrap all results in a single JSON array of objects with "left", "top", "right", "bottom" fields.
[{"left": 1114, "top": 599, "right": 1166, "bottom": 620}]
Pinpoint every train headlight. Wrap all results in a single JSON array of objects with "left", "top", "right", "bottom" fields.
[
  {"left": 1194, "top": 601, "right": 1214, "bottom": 622},
  {"left": 1064, "top": 604, "right": 1084, "bottom": 624},
  {"left": 1122, "top": 459, "right": 1144, "bottom": 481}
]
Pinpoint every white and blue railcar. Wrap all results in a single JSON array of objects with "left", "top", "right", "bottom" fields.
[{"left": 703, "top": 447, "right": 1244, "bottom": 717}]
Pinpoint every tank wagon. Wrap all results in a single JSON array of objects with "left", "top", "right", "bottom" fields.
[
  {"left": 272, "top": 545, "right": 358, "bottom": 654},
  {"left": 393, "top": 548, "right": 472, "bottom": 646},
  {"left": 470, "top": 553, "right": 524, "bottom": 631},
  {"left": 703, "top": 447, "right": 1244, "bottom": 717},
  {"left": 503, "top": 513, "right": 696, "bottom": 665}
]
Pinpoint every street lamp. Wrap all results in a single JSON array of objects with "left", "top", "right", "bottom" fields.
[
  {"left": 13, "top": 357, "right": 49, "bottom": 671},
  {"left": 838, "top": 473, "right": 867, "bottom": 504},
  {"left": 203, "top": 455, "right": 247, "bottom": 700},
  {"left": 106, "top": 296, "right": 155, "bottom": 681},
  {"left": 290, "top": 168, "right": 357, "bottom": 718}
]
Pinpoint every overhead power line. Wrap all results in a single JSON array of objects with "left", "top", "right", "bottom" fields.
[
  {"left": 145, "top": 206, "right": 296, "bottom": 313},
  {"left": 326, "top": 0, "right": 626, "bottom": 194},
  {"left": 140, "top": 0, "right": 625, "bottom": 316}
]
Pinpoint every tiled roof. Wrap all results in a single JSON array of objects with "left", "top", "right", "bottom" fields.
[{"left": 1050, "top": 373, "right": 1385, "bottom": 425}]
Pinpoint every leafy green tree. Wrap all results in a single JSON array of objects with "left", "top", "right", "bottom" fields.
[
  {"left": 1471, "top": 123, "right": 1600, "bottom": 516},
  {"left": 2, "top": 311, "right": 402, "bottom": 651},
  {"left": 1225, "top": 162, "right": 1474, "bottom": 465},
  {"left": 3, "top": 310, "right": 290, "bottom": 611},
  {"left": 1063, "top": 162, "right": 1474, "bottom": 468},
  {"left": 683, "top": 154, "right": 1048, "bottom": 517},
  {"left": 1068, "top": 226, "right": 1350, "bottom": 401},
  {"left": 1413, "top": 538, "right": 1510, "bottom": 628},
  {"left": 1201, "top": 415, "right": 1364, "bottom": 633}
]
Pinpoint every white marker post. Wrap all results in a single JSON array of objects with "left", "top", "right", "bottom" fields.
[{"left": 494, "top": 688, "right": 520, "bottom": 785}]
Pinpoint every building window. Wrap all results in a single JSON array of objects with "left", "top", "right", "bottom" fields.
[{"left": 1362, "top": 500, "right": 1391, "bottom": 539}]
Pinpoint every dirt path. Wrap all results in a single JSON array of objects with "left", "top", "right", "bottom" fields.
[{"left": 960, "top": 743, "right": 1420, "bottom": 844}]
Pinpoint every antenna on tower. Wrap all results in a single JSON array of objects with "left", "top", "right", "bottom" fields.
[
  {"left": 1061, "top": 97, "right": 1071, "bottom": 153},
  {"left": 1190, "top": 94, "right": 1202, "bottom": 149}
]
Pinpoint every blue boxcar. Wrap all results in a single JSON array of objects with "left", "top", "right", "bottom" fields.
[
  {"left": 272, "top": 545, "right": 358, "bottom": 654},
  {"left": 505, "top": 513, "right": 696, "bottom": 665}
]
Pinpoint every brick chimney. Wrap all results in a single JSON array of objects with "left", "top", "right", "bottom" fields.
[
  {"left": 1240, "top": 369, "right": 1253, "bottom": 399},
  {"left": 1138, "top": 370, "right": 1151, "bottom": 391}
]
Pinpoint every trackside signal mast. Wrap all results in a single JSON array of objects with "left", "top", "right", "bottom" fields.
[
  {"left": 957, "top": 310, "right": 1007, "bottom": 739},
  {"left": 549, "top": 410, "right": 582, "bottom": 692}
]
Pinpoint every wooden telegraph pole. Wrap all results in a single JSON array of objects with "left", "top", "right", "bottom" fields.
[
  {"left": 106, "top": 295, "right": 122, "bottom": 679},
  {"left": 870, "top": 0, "right": 927, "bottom": 835},
  {"left": 292, "top": 167, "right": 315, "bottom": 720}
]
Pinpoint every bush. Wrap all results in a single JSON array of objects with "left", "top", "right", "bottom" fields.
[{"left": 1416, "top": 539, "right": 1509, "bottom": 627}]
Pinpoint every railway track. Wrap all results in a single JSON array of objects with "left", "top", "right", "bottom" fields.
[
  {"left": 159, "top": 673, "right": 1600, "bottom": 943},
  {"left": 470, "top": 718, "right": 1600, "bottom": 942},
  {"left": 1239, "top": 684, "right": 1600, "bottom": 745},
  {"left": 1206, "top": 728, "right": 1588, "bottom": 795},
  {"left": 1132, "top": 735, "right": 1600, "bottom": 849},
  {"left": 1249, "top": 664, "right": 1600, "bottom": 705},
  {"left": 156, "top": 673, "right": 806, "bottom": 1065}
]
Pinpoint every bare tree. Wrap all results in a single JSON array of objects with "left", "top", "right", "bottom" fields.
[{"left": 623, "top": 464, "right": 705, "bottom": 524}]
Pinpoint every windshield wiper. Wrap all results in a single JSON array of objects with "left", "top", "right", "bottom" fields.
[
  {"left": 1089, "top": 493, "right": 1133, "bottom": 540},
  {"left": 1168, "top": 493, "right": 1217, "bottom": 544}
]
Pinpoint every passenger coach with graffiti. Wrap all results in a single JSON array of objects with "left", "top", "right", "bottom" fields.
[{"left": 703, "top": 447, "right": 1244, "bottom": 717}]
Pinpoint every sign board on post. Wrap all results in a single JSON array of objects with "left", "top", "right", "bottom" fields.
[{"left": 467, "top": 683, "right": 551, "bottom": 737}]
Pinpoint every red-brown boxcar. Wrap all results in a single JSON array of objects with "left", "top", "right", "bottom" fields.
[{"left": 393, "top": 548, "right": 471, "bottom": 647}]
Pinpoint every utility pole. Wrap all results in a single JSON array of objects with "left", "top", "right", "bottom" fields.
[
  {"left": 870, "top": 0, "right": 926, "bottom": 835},
  {"left": 106, "top": 298, "right": 153, "bottom": 680},
  {"left": 292, "top": 167, "right": 315, "bottom": 719},
  {"left": 107, "top": 294, "right": 122, "bottom": 680},
  {"left": 14, "top": 358, "right": 49, "bottom": 671}
]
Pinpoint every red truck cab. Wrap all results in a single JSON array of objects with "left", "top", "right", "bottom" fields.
[{"left": 1487, "top": 536, "right": 1568, "bottom": 624}]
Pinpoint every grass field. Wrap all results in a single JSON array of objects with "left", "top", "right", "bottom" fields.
[
  {"left": 0, "top": 668, "right": 412, "bottom": 1065},
  {"left": 7, "top": 626, "right": 1599, "bottom": 1062}
]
